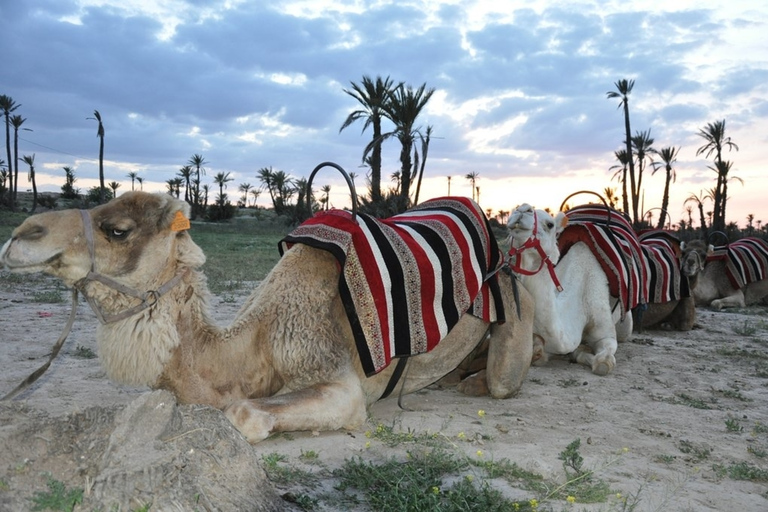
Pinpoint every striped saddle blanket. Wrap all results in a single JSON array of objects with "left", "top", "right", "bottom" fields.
[
  {"left": 638, "top": 230, "right": 690, "bottom": 304},
  {"left": 279, "top": 197, "right": 505, "bottom": 376},
  {"left": 708, "top": 237, "right": 768, "bottom": 290},
  {"left": 557, "top": 205, "right": 645, "bottom": 314}
]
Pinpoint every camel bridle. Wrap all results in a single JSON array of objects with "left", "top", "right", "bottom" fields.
[
  {"left": 507, "top": 209, "right": 563, "bottom": 292},
  {"left": 75, "top": 209, "right": 187, "bottom": 324}
]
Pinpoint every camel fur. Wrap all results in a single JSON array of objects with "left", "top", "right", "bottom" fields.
[
  {"left": 688, "top": 238, "right": 768, "bottom": 310},
  {"left": 1, "top": 192, "right": 534, "bottom": 443},
  {"left": 507, "top": 204, "right": 630, "bottom": 376}
]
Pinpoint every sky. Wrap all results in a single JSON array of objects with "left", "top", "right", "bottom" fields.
[{"left": 1, "top": 0, "right": 767, "bottom": 229}]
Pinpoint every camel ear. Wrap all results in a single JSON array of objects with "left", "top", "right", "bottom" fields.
[
  {"left": 707, "top": 244, "right": 714, "bottom": 256},
  {"left": 155, "top": 193, "right": 191, "bottom": 232},
  {"left": 555, "top": 212, "right": 568, "bottom": 234}
]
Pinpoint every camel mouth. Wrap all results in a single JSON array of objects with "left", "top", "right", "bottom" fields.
[{"left": 0, "top": 241, "right": 63, "bottom": 274}]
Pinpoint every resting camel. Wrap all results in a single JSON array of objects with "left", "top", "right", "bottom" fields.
[
  {"left": 688, "top": 237, "right": 768, "bottom": 310},
  {"left": 506, "top": 204, "right": 632, "bottom": 376},
  {"left": 1, "top": 192, "right": 533, "bottom": 443},
  {"left": 634, "top": 231, "right": 702, "bottom": 332}
]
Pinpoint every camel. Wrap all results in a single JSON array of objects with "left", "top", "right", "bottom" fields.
[
  {"left": 0, "top": 191, "right": 534, "bottom": 443},
  {"left": 506, "top": 204, "right": 631, "bottom": 376},
  {"left": 634, "top": 231, "right": 701, "bottom": 332},
  {"left": 688, "top": 237, "right": 768, "bottom": 310}
]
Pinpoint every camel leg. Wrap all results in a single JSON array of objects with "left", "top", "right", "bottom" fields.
[
  {"left": 224, "top": 373, "right": 367, "bottom": 444},
  {"left": 574, "top": 335, "right": 617, "bottom": 376},
  {"left": 711, "top": 291, "right": 746, "bottom": 311}
]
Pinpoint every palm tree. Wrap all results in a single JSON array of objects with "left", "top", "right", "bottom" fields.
[
  {"left": 340, "top": 75, "right": 396, "bottom": 204},
  {"left": 177, "top": 165, "right": 193, "bottom": 202},
  {"left": 87, "top": 110, "right": 106, "bottom": 204},
  {"left": 606, "top": 80, "right": 637, "bottom": 223},
  {"left": 0, "top": 158, "right": 7, "bottom": 205},
  {"left": 10, "top": 114, "right": 30, "bottom": 207},
  {"left": 650, "top": 146, "right": 679, "bottom": 229},
  {"left": 0, "top": 95, "right": 20, "bottom": 210},
  {"left": 136, "top": 176, "right": 144, "bottom": 191},
  {"left": 257, "top": 166, "right": 277, "bottom": 210},
  {"left": 696, "top": 120, "right": 739, "bottom": 232},
  {"left": 376, "top": 82, "right": 435, "bottom": 210},
  {"left": 61, "top": 166, "right": 78, "bottom": 199},
  {"left": 108, "top": 180, "right": 121, "bottom": 198},
  {"left": 249, "top": 188, "right": 261, "bottom": 208},
  {"left": 603, "top": 187, "right": 618, "bottom": 210},
  {"left": 684, "top": 190, "right": 709, "bottom": 238},
  {"left": 447, "top": 175, "right": 452, "bottom": 196},
  {"left": 22, "top": 154, "right": 37, "bottom": 214},
  {"left": 187, "top": 154, "right": 207, "bottom": 218},
  {"left": 127, "top": 171, "right": 139, "bottom": 191},
  {"left": 708, "top": 159, "right": 742, "bottom": 232},
  {"left": 413, "top": 125, "right": 434, "bottom": 205},
  {"left": 609, "top": 149, "right": 631, "bottom": 215},
  {"left": 238, "top": 182, "right": 252, "bottom": 207},
  {"left": 271, "top": 170, "right": 294, "bottom": 214},
  {"left": 213, "top": 171, "right": 233, "bottom": 206},
  {"left": 320, "top": 184, "right": 331, "bottom": 211},
  {"left": 465, "top": 172, "right": 479, "bottom": 201},
  {"left": 628, "top": 129, "right": 655, "bottom": 227}
]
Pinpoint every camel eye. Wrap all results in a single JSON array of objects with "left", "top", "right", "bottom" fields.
[
  {"left": 107, "top": 227, "right": 129, "bottom": 240},
  {"left": 545, "top": 221, "right": 554, "bottom": 230}
]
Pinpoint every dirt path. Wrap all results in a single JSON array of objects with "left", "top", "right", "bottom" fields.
[{"left": 1, "top": 274, "right": 767, "bottom": 510}]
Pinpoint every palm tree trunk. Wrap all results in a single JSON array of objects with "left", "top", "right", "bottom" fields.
[
  {"left": 658, "top": 173, "right": 671, "bottom": 230},
  {"left": 622, "top": 102, "right": 637, "bottom": 225}
]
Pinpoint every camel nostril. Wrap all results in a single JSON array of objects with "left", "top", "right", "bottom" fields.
[{"left": 17, "top": 224, "right": 47, "bottom": 241}]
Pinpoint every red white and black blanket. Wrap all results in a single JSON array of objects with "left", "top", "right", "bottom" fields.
[
  {"left": 637, "top": 230, "right": 690, "bottom": 304},
  {"left": 708, "top": 237, "right": 768, "bottom": 290},
  {"left": 279, "top": 197, "right": 505, "bottom": 376},
  {"left": 557, "top": 205, "right": 645, "bottom": 314}
]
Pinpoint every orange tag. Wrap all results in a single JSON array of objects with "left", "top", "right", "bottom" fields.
[{"left": 170, "top": 211, "right": 191, "bottom": 231}]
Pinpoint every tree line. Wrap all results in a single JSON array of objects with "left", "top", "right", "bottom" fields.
[{"left": 1, "top": 79, "right": 757, "bottom": 238}]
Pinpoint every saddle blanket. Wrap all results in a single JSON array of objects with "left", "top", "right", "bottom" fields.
[
  {"left": 557, "top": 205, "right": 646, "bottom": 314},
  {"left": 279, "top": 197, "right": 505, "bottom": 376},
  {"left": 638, "top": 230, "right": 690, "bottom": 304},
  {"left": 708, "top": 237, "right": 768, "bottom": 290}
]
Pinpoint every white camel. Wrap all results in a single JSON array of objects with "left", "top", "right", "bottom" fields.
[
  {"left": 506, "top": 204, "right": 631, "bottom": 375},
  {"left": 1, "top": 192, "right": 534, "bottom": 443}
]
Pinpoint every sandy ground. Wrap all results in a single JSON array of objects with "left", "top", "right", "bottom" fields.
[{"left": 1, "top": 273, "right": 767, "bottom": 511}]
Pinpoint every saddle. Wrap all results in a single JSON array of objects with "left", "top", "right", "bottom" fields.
[
  {"left": 557, "top": 205, "right": 645, "bottom": 315},
  {"left": 708, "top": 237, "right": 768, "bottom": 290},
  {"left": 280, "top": 197, "right": 505, "bottom": 376}
]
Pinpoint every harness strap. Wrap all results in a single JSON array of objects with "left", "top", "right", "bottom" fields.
[
  {"left": 1, "top": 289, "right": 80, "bottom": 401},
  {"left": 508, "top": 210, "right": 563, "bottom": 291},
  {"left": 380, "top": 357, "right": 409, "bottom": 400}
]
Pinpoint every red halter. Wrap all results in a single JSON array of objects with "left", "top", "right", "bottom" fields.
[{"left": 507, "top": 209, "right": 563, "bottom": 292}]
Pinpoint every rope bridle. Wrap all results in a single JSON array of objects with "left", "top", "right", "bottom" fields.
[
  {"left": 2, "top": 210, "right": 188, "bottom": 401},
  {"left": 74, "top": 209, "right": 187, "bottom": 324},
  {"left": 507, "top": 209, "right": 563, "bottom": 292}
]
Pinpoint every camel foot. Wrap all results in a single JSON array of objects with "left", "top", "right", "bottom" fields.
[
  {"left": 456, "top": 370, "right": 490, "bottom": 397},
  {"left": 592, "top": 359, "right": 614, "bottom": 376},
  {"left": 224, "top": 400, "right": 276, "bottom": 444}
]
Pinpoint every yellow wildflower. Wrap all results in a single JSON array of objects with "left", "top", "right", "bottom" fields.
[
  {"left": 478, "top": 409, "right": 486, "bottom": 418},
  {"left": 432, "top": 486, "right": 440, "bottom": 495},
  {"left": 365, "top": 441, "right": 371, "bottom": 449},
  {"left": 476, "top": 450, "right": 484, "bottom": 458},
  {"left": 566, "top": 495, "right": 576, "bottom": 504},
  {"left": 529, "top": 498, "right": 538, "bottom": 509},
  {"left": 457, "top": 432, "right": 466, "bottom": 440}
]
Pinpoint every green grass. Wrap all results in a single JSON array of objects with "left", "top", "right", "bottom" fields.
[
  {"left": 189, "top": 219, "right": 290, "bottom": 293},
  {"left": 29, "top": 476, "right": 83, "bottom": 512}
]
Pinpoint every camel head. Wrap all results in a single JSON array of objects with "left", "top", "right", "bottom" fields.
[
  {"left": 507, "top": 204, "right": 568, "bottom": 266},
  {"left": 679, "top": 239, "right": 713, "bottom": 278},
  {"left": 1, "top": 192, "right": 205, "bottom": 291}
]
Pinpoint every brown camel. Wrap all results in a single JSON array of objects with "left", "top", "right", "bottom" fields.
[{"left": 1, "top": 191, "right": 533, "bottom": 443}]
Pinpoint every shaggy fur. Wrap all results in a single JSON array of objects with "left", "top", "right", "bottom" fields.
[
  {"left": 507, "top": 204, "right": 629, "bottom": 376},
  {"left": 1, "top": 192, "right": 534, "bottom": 443}
]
